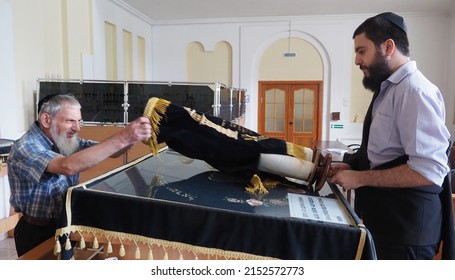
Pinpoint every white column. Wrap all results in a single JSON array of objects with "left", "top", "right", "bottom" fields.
[{"left": 0, "top": 166, "right": 10, "bottom": 241}]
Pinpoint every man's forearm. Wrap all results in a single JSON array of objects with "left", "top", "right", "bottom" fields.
[
  {"left": 48, "top": 133, "right": 134, "bottom": 175},
  {"left": 362, "top": 164, "right": 434, "bottom": 188}
]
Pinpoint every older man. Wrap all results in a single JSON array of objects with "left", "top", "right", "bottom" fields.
[{"left": 8, "top": 94, "right": 152, "bottom": 256}]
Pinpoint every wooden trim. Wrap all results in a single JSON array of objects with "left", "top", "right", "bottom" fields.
[
  {"left": 0, "top": 212, "right": 20, "bottom": 236},
  {"left": 1, "top": 164, "right": 20, "bottom": 237}
]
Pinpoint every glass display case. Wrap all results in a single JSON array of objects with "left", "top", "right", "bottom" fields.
[{"left": 37, "top": 79, "right": 246, "bottom": 126}]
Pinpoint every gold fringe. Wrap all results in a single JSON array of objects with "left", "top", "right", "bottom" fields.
[
  {"left": 286, "top": 142, "right": 307, "bottom": 161},
  {"left": 107, "top": 241, "right": 113, "bottom": 254},
  {"left": 55, "top": 225, "right": 277, "bottom": 260},
  {"left": 142, "top": 97, "right": 171, "bottom": 155},
  {"left": 135, "top": 246, "right": 141, "bottom": 259},
  {"left": 65, "top": 237, "right": 71, "bottom": 250},
  {"left": 79, "top": 235, "right": 86, "bottom": 249},
  {"left": 162, "top": 246, "right": 169, "bottom": 260},
  {"left": 148, "top": 248, "right": 154, "bottom": 260},
  {"left": 93, "top": 236, "right": 99, "bottom": 249},
  {"left": 119, "top": 244, "right": 126, "bottom": 257},
  {"left": 245, "top": 174, "right": 269, "bottom": 195},
  {"left": 262, "top": 179, "right": 279, "bottom": 189},
  {"left": 54, "top": 239, "right": 61, "bottom": 255}
]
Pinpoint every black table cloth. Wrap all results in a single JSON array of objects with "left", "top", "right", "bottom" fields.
[{"left": 56, "top": 148, "right": 376, "bottom": 260}]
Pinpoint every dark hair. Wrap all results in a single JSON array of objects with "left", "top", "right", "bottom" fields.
[{"left": 353, "top": 13, "right": 409, "bottom": 56}]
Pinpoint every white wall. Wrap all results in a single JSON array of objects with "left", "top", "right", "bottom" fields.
[
  {"left": 1, "top": 0, "right": 65, "bottom": 137},
  {"left": 92, "top": 0, "right": 153, "bottom": 80},
  {"left": 0, "top": 1, "right": 18, "bottom": 139},
  {"left": 237, "top": 18, "right": 351, "bottom": 139},
  {"left": 404, "top": 12, "right": 454, "bottom": 139},
  {"left": 151, "top": 22, "right": 241, "bottom": 84},
  {"left": 64, "top": 0, "right": 93, "bottom": 79},
  {"left": 0, "top": 0, "right": 154, "bottom": 137},
  {"left": 447, "top": 11, "right": 455, "bottom": 139}
]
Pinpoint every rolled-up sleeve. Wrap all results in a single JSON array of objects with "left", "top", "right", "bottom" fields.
[{"left": 398, "top": 85, "right": 450, "bottom": 186}]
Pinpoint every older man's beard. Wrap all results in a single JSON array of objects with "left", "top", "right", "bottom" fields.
[
  {"left": 362, "top": 51, "right": 392, "bottom": 92},
  {"left": 50, "top": 122, "right": 79, "bottom": 156}
]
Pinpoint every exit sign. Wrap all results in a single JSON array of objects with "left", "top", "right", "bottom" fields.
[{"left": 330, "top": 124, "right": 344, "bottom": 129}]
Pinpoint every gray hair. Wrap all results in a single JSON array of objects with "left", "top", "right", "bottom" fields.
[{"left": 38, "top": 94, "right": 81, "bottom": 118}]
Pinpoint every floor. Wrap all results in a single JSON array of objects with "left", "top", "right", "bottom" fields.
[{"left": 0, "top": 237, "right": 17, "bottom": 260}]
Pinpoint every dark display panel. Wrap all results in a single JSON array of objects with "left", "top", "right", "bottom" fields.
[
  {"left": 37, "top": 80, "right": 245, "bottom": 125},
  {"left": 38, "top": 81, "right": 125, "bottom": 123},
  {"left": 127, "top": 83, "right": 215, "bottom": 122},
  {"left": 232, "top": 89, "right": 245, "bottom": 121},
  {"left": 218, "top": 86, "right": 232, "bottom": 121}
]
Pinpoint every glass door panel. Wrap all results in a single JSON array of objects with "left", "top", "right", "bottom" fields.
[{"left": 264, "top": 88, "right": 285, "bottom": 133}]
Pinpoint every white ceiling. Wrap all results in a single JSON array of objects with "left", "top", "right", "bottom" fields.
[{"left": 121, "top": 0, "right": 455, "bottom": 22}]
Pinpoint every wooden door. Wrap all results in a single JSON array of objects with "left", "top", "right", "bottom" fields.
[{"left": 258, "top": 81, "right": 322, "bottom": 148}]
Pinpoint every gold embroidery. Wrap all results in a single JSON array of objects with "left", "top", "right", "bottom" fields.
[{"left": 183, "top": 107, "right": 239, "bottom": 140}]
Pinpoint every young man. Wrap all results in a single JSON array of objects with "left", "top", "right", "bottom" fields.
[
  {"left": 329, "top": 12, "right": 453, "bottom": 259},
  {"left": 8, "top": 94, "right": 152, "bottom": 257}
]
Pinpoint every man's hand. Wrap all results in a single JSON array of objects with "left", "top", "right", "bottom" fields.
[
  {"left": 329, "top": 169, "right": 364, "bottom": 190},
  {"left": 328, "top": 163, "right": 362, "bottom": 190},
  {"left": 122, "top": 117, "right": 152, "bottom": 143}
]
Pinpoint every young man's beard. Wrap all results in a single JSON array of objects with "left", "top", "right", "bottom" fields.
[
  {"left": 362, "top": 50, "right": 392, "bottom": 92},
  {"left": 50, "top": 122, "right": 79, "bottom": 156}
]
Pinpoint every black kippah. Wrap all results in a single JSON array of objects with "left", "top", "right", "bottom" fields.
[
  {"left": 37, "top": 93, "right": 60, "bottom": 113},
  {"left": 377, "top": 12, "right": 407, "bottom": 34}
]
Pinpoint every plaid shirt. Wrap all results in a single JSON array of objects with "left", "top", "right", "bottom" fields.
[{"left": 7, "top": 121, "right": 96, "bottom": 219}]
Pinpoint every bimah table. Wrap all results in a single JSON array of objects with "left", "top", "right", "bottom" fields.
[{"left": 56, "top": 148, "right": 376, "bottom": 260}]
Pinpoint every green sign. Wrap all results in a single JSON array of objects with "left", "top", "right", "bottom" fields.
[{"left": 330, "top": 124, "right": 343, "bottom": 129}]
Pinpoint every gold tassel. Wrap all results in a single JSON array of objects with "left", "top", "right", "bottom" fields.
[
  {"left": 79, "top": 236, "right": 86, "bottom": 249},
  {"left": 286, "top": 142, "right": 308, "bottom": 161},
  {"left": 65, "top": 238, "right": 71, "bottom": 251},
  {"left": 135, "top": 246, "right": 141, "bottom": 259},
  {"left": 142, "top": 97, "right": 171, "bottom": 155},
  {"left": 163, "top": 249, "right": 169, "bottom": 260},
  {"left": 107, "top": 241, "right": 113, "bottom": 254},
  {"left": 92, "top": 236, "right": 99, "bottom": 249},
  {"left": 262, "top": 178, "right": 279, "bottom": 189},
  {"left": 148, "top": 249, "right": 154, "bottom": 260},
  {"left": 245, "top": 174, "right": 268, "bottom": 195},
  {"left": 119, "top": 244, "right": 126, "bottom": 257},
  {"left": 54, "top": 239, "right": 61, "bottom": 255}
]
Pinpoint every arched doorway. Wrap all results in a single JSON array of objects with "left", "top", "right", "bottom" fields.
[
  {"left": 258, "top": 81, "right": 322, "bottom": 148},
  {"left": 256, "top": 36, "right": 324, "bottom": 147}
]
